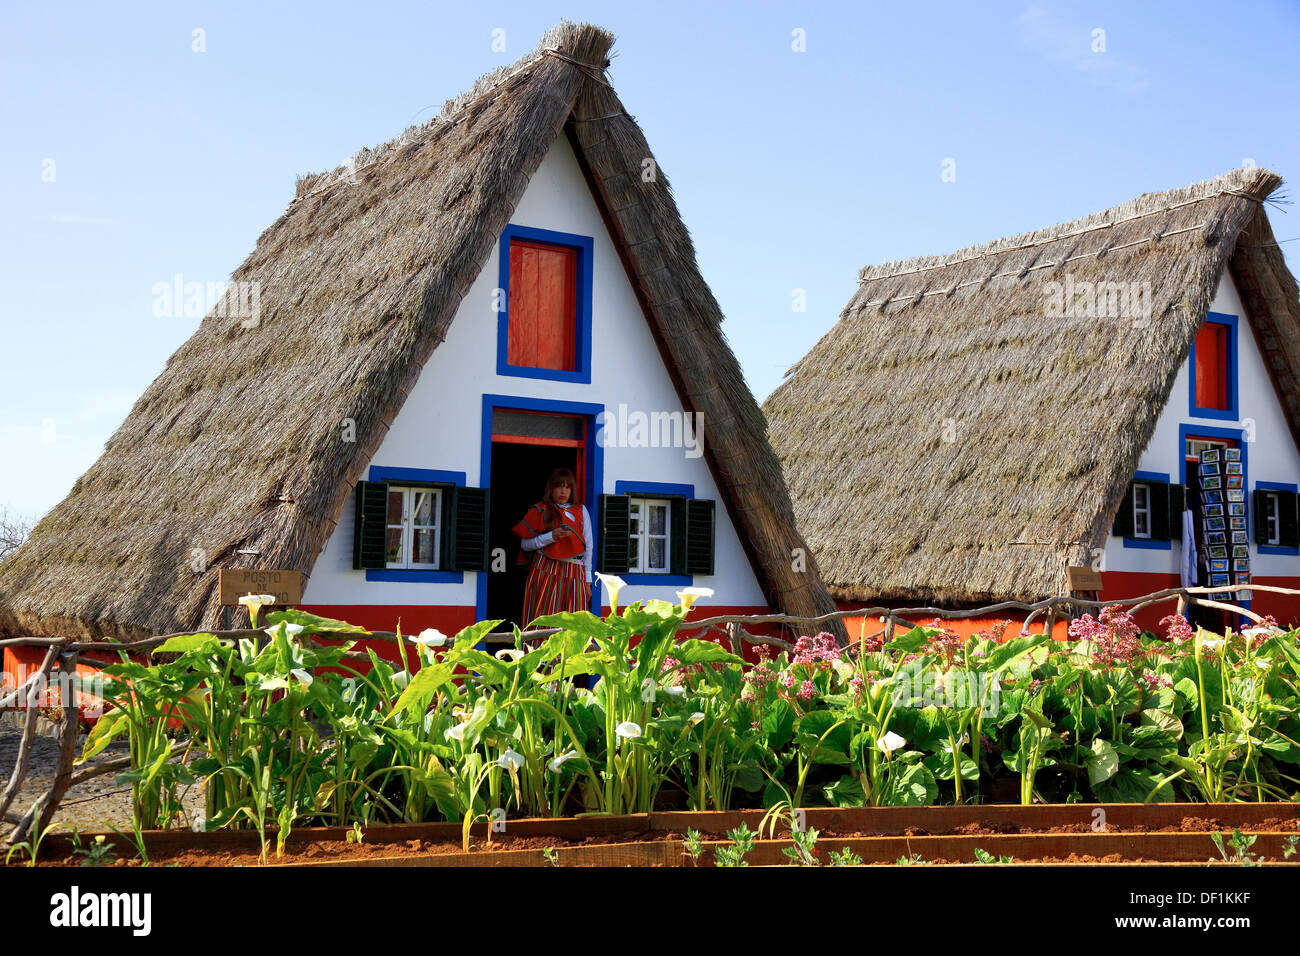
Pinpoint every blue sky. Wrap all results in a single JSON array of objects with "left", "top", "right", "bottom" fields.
[{"left": 2, "top": 0, "right": 1298, "bottom": 520}]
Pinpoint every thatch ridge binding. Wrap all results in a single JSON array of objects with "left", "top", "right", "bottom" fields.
[
  {"left": 765, "top": 167, "right": 1299, "bottom": 606},
  {"left": 0, "top": 21, "right": 843, "bottom": 642}
]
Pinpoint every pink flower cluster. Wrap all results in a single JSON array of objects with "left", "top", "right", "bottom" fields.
[
  {"left": 1067, "top": 606, "right": 1142, "bottom": 666},
  {"left": 1158, "top": 614, "right": 1194, "bottom": 644},
  {"left": 1140, "top": 672, "right": 1173, "bottom": 690},
  {"left": 792, "top": 633, "right": 843, "bottom": 670},
  {"left": 924, "top": 620, "right": 964, "bottom": 664}
]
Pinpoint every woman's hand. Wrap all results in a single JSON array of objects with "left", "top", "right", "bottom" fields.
[{"left": 553, "top": 526, "right": 571, "bottom": 539}]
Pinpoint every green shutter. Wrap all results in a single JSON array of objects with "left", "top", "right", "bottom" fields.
[
  {"left": 598, "top": 494, "right": 630, "bottom": 574},
  {"left": 1112, "top": 482, "right": 1136, "bottom": 538},
  {"left": 1168, "top": 484, "right": 1184, "bottom": 540},
  {"left": 1254, "top": 489, "right": 1271, "bottom": 545},
  {"left": 1280, "top": 490, "right": 1300, "bottom": 548},
  {"left": 1149, "top": 482, "right": 1170, "bottom": 541},
  {"left": 684, "top": 498, "right": 716, "bottom": 575},
  {"left": 447, "top": 486, "right": 490, "bottom": 572},
  {"left": 352, "top": 480, "right": 388, "bottom": 570},
  {"left": 669, "top": 497, "right": 687, "bottom": 575}
]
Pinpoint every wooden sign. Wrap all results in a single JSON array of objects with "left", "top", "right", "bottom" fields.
[
  {"left": 1066, "top": 566, "right": 1103, "bottom": 593},
  {"left": 219, "top": 570, "right": 303, "bottom": 607}
]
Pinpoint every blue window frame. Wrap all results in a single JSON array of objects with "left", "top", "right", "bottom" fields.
[
  {"left": 364, "top": 466, "right": 466, "bottom": 583},
  {"left": 477, "top": 394, "right": 605, "bottom": 621},
  {"left": 496, "top": 224, "right": 594, "bottom": 384},
  {"left": 615, "top": 480, "right": 696, "bottom": 586},
  {"left": 1256, "top": 481, "right": 1299, "bottom": 556},
  {"left": 1188, "top": 311, "right": 1239, "bottom": 421},
  {"left": 1121, "top": 470, "right": 1172, "bottom": 551}
]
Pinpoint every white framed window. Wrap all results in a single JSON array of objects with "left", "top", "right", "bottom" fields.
[
  {"left": 1132, "top": 483, "right": 1152, "bottom": 539},
  {"left": 385, "top": 486, "right": 442, "bottom": 569},
  {"left": 627, "top": 497, "right": 671, "bottom": 573},
  {"left": 1265, "top": 492, "right": 1281, "bottom": 546}
]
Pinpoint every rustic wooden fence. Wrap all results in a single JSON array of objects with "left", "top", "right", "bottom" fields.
[{"left": 1, "top": 582, "right": 1294, "bottom": 851}]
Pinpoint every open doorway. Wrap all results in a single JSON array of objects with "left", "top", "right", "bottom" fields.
[{"left": 485, "top": 409, "right": 589, "bottom": 630}]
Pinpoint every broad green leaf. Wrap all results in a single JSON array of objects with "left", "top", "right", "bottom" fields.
[
  {"left": 78, "top": 708, "right": 128, "bottom": 763},
  {"left": 886, "top": 626, "right": 933, "bottom": 654},
  {"left": 1085, "top": 738, "right": 1119, "bottom": 787},
  {"left": 982, "top": 633, "right": 1049, "bottom": 672},
  {"left": 891, "top": 763, "right": 938, "bottom": 805},
  {"left": 1140, "top": 708, "right": 1184, "bottom": 741},
  {"left": 266, "top": 609, "right": 369, "bottom": 634},
  {"left": 761, "top": 698, "right": 796, "bottom": 750},
  {"left": 452, "top": 619, "right": 505, "bottom": 648},
  {"left": 389, "top": 662, "right": 453, "bottom": 718},
  {"left": 155, "top": 633, "right": 220, "bottom": 654},
  {"left": 671, "top": 639, "right": 743, "bottom": 667},
  {"left": 823, "top": 775, "right": 866, "bottom": 807}
]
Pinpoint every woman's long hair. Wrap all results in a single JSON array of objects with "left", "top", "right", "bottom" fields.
[{"left": 540, "top": 468, "right": 579, "bottom": 531}]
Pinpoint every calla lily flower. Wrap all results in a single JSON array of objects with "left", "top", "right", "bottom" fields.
[
  {"left": 391, "top": 670, "right": 410, "bottom": 688},
  {"left": 595, "top": 572, "right": 627, "bottom": 613},
  {"left": 878, "top": 731, "right": 906, "bottom": 754},
  {"left": 290, "top": 668, "right": 313, "bottom": 686},
  {"left": 445, "top": 722, "right": 469, "bottom": 741},
  {"left": 663, "top": 684, "right": 686, "bottom": 696},
  {"left": 688, "top": 712, "right": 705, "bottom": 726},
  {"left": 1255, "top": 658, "right": 1270, "bottom": 670},
  {"left": 238, "top": 593, "right": 277, "bottom": 627},
  {"left": 498, "top": 748, "right": 524, "bottom": 772},
  {"left": 495, "top": 647, "right": 525, "bottom": 662},
  {"left": 615, "top": 721, "right": 642, "bottom": 740},
  {"left": 1242, "top": 626, "right": 1279, "bottom": 640},
  {"left": 264, "top": 622, "right": 304, "bottom": 638},
  {"left": 1201, "top": 638, "right": 1224, "bottom": 652},
  {"left": 641, "top": 677, "right": 657, "bottom": 702},
  {"left": 414, "top": 628, "right": 449, "bottom": 647},
  {"left": 675, "top": 586, "right": 715, "bottom": 610},
  {"left": 548, "top": 749, "right": 579, "bottom": 772}
]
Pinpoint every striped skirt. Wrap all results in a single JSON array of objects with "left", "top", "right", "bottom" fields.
[{"left": 521, "top": 553, "right": 591, "bottom": 624}]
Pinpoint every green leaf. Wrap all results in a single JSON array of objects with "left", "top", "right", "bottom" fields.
[
  {"left": 672, "top": 639, "right": 743, "bottom": 667},
  {"left": 1085, "top": 738, "right": 1119, "bottom": 787},
  {"left": 1140, "top": 708, "right": 1184, "bottom": 741},
  {"left": 79, "top": 708, "right": 129, "bottom": 763},
  {"left": 451, "top": 619, "right": 505, "bottom": 648},
  {"left": 155, "top": 633, "right": 220, "bottom": 654},
  {"left": 982, "top": 633, "right": 1049, "bottom": 672},
  {"left": 891, "top": 763, "right": 937, "bottom": 806},
  {"left": 823, "top": 775, "right": 865, "bottom": 807},
  {"left": 266, "top": 609, "right": 369, "bottom": 634},
  {"left": 761, "top": 698, "right": 796, "bottom": 751},
  {"left": 732, "top": 759, "right": 764, "bottom": 793},
  {"left": 389, "top": 663, "right": 453, "bottom": 718},
  {"left": 886, "top": 626, "right": 933, "bottom": 654}
]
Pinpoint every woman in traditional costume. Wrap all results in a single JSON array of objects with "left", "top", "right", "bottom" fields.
[{"left": 511, "top": 468, "right": 593, "bottom": 625}]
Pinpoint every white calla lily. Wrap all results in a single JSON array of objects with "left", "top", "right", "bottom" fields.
[
  {"left": 1200, "top": 638, "right": 1224, "bottom": 652},
  {"left": 595, "top": 572, "right": 627, "bottom": 613},
  {"left": 663, "top": 684, "right": 686, "bottom": 696},
  {"left": 1255, "top": 658, "right": 1270, "bottom": 670},
  {"left": 391, "top": 670, "right": 411, "bottom": 688},
  {"left": 445, "top": 722, "right": 469, "bottom": 741},
  {"left": 675, "top": 586, "right": 715, "bottom": 610},
  {"left": 498, "top": 748, "right": 524, "bottom": 772},
  {"left": 548, "top": 749, "right": 579, "bottom": 773},
  {"left": 264, "top": 622, "right": 304, "bottom": 638},
  {"left": 290, "top": 668, "right": 313, "bottom": 686},
  {"left": 495, "top": 647, "right": 525, "bottom": 662},
  {"left": 238, "top": 593, "right": 277, "bottom": 627},
  {"left": 615, "top": 721, "right": 642, "bottom": 740},
  {"left": 688, "top": 712, "right": 705, "bottom": 726},
  {"left": 877, "top": 731, "right": 906, "bottom": 754},
  {"left": 414, "top": 628, "right": 449, "bottom": 647}
]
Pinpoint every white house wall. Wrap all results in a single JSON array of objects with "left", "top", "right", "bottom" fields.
[
  {"left": 303, "top": 134, "right": 767, "bottom": 610},
  {"left": 1102, "top": 270, "right": 1300, "bottom": 577}
]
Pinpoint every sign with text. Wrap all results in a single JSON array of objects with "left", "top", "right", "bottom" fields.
[
  {"left": 1066, "top": 566, "right": 1103, "bottom": 593},
  {"left": 218, "top": 569, "right": 303, "bottom": 607}
]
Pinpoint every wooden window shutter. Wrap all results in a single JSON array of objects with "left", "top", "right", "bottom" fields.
[
  {"left": 352, "top": 480, "right": 389, "bottom": 570},
  {"left": 597, "top": 494, "right": 630, "bottom": 574},
  {"left": 1168, "top": 483, "right": 1184, "bottom": 540},
  {"left": 447, "top": 486, "right": 490, "bottom": 572},
  {"left": 1149, "top": 482, "right": 1171, "bottom": 541},
  {"left": 684, "top": 499, "right": 716, "bottom": 575},
  {"left": 1195, "top": 322, "right": 1229, "bottom": 410},
  {"left": 1112, "top": 482, "right": 1136, "bottom": 538},
  {"left": 508, "top": 240, "right": 577, "bottom": 371},
  {"left": 1253, "top": 489, "right": 1271, "bottom": 545},
  {"left": 669, "top": 498, "right": 687, "bottom": 574},
  {"left": 1280, "top": 491, "right": 1300, "bottom": 548}
]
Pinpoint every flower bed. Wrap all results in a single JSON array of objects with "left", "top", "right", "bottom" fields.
[{"left": 13, "top": 588, "right": 1300, "bottom": 866}]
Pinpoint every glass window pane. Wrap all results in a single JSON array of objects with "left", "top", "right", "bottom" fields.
[
  {"left": 386, "top": 527, "right": 404, "bottom": 564},
  {"left": 648, "top": 504, "right": 666, "bottom": 536},
  {"left": 387, "top": 489, "right": 405, "bottom": 524},
  {"left": 649, "top": 537, "right": 666, "bottom": 570},
  {"left": 413, "top": 528, "right": 436, "bottom": 565},
  {"left": 413, "top": 490, "right": 435, "bottom": 526}
]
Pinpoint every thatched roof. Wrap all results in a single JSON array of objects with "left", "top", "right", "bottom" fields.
[
  {"left": 0, "top": 22, "right": 845, "bottom": 641},
  {"left": 764, "top": 168, "right": 1300, "bottom": 605}
]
